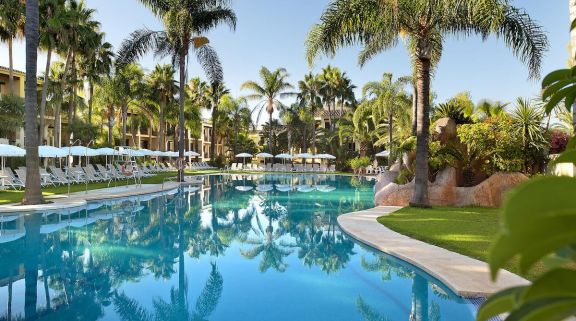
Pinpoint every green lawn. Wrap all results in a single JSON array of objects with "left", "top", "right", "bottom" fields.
[
  {"left": 0, "top": 170, "right": 219, "bottom": 205},
  {"left": 377, "top": 206, "right": 544, "bottom": 280}
]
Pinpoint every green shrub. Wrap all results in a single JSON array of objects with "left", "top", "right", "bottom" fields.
[
  {"left": 348, "top": 156, "right": 371, "bottom": 170},
  {"left": 394, "top": 167, "right": 413, "bottom": 185}
]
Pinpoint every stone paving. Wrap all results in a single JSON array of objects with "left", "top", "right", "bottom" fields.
[
  {"left": 0, "top": 179, "right": 199, "bottom": 213},
  {"left": 337, "top": 206, "right": 530, "bottom": 298}
]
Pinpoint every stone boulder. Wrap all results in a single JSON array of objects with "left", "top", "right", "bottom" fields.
[
  {"left": 454, "top": 172, "right": 528, "bottom": 207},
  {"left": 434, "top": 117, "right": 458, "bottom": 144},
  {"left": 373, "top": 167, "right": 528, "bottom": 208}
]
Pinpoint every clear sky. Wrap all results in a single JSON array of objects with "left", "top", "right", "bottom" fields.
[{"left": 0, "top": 0, "right": 570, "bottom": 112}]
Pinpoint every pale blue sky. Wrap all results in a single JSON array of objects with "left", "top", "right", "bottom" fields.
[{"left": 0, "top": 0, "right": 570, "bottom": 110}]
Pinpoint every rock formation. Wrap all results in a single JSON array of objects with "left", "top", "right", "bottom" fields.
[{"left": 374, "top": 167, "right": 528, "bottom": 208}]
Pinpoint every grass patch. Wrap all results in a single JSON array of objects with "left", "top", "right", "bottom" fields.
[
  {"left": 377, "top": 206, "right": 544, "bottom": 280},
  {"left": 0, "top": 170, "right": 218, "bottom": 205}
]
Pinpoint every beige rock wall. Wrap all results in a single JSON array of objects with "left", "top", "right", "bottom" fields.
[{"left": 374, "top": 167, "right": 528, "bottom": 208}]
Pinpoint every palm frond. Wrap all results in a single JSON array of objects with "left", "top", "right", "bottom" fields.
[{"left": 195, "top": 44, "right": 223, "bottom": 84}]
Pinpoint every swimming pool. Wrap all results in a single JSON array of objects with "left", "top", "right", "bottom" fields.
[{"left": 0, "top": 174, "right": 475, "bottom": 320}]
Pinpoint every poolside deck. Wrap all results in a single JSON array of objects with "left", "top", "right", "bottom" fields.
[
  {"left": 0, "top": 176, "right": 203, "bottom": 213},
  {"left": 337, "top": 206, "right": 530, "bottom": 298}
]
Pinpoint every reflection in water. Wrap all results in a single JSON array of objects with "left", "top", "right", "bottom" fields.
[{"left": 0, "top": 174, "right": 474, "bottom": 321}]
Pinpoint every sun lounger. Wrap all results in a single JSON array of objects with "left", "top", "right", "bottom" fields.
[
  {"left": 0, "top": 168, "right": 24, "bottom": 190},
  {"left": 329, "top": 165, "right": 336, "bottom": 172},
  {"left": 313, "top": 164, "right": 320, "bottom": 172}
]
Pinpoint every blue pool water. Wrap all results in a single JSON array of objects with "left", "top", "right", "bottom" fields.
[{"left": 0, "top": 174, "right": 475, "bottom": 320}]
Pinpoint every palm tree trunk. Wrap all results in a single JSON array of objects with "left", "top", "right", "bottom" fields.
[
  {"left": 311, "top": 121, "right": 316, "bottom": 153},
  {"left": 409, "top": 274, "right": 429, "bottom": 321},
  {"left": 210, "top": 104, "right": 217, "bottom": 159},
  {"left": 159, "top": 96, "right": 166, "bottom": 151},
  {"left": 268, "top": 109, "right": 273, "bottom": 153},
  {"left": 108, "top": 107, "right": 114, "bottom": 144},
  {"left": 39, "top": 47, "right": 52, "bottom": 145},
  {"left": 23, "top": 0, "right": 43, "bottom": 205},
  {"left": 122, "top": 105, "right": 128, "bottom": 144},
  {"left": 412, "top": 85, "right": 418, "bottom": 136},
  {"left": 54, "top": 104, "right": 61, "bottom": 147},
  {"left": 388, "top": 110, "right": 393, "bottom": 149},
  {"left": 8, "top": 38, "right": 14, "bottom": 95},
  {"left": 68, "top": 52, "right": 76, "bottom": 128},
  {"left": 287, "top": 126, "right": 292, "bottom": 154},
  {"left": 57, "top": 50, "right": 72, "bottom": 146},
  {"left": 88, "top": 81, "right": 94, "bottom": 129},
  {"left": 177, "top": 55, "right": 186, "bottom": 182},
  {"left": 410, "top": 55, "right": 431, "bottom": 208}
]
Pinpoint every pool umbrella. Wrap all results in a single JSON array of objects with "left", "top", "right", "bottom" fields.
[
  {"left": 0, "top": 231, "right": 26, "bottom": 244},
  {"left": 39, "top": 145, "right": 67, "bottom": 158},
  {"left": 64, "top": 146, "right": 99, "bottom": 157},
  {"left": 275, "top": 153, "right": 292, "bottom": 165},
  {"left": 256, "top": 152, "right": 273, "bottom": 166},
  {"left": 375, "top": 150, "right": 390, "bottom": 157},
  {"left": 0, "top": 144, "right": 26, "bottom": 181},
  {"left": 185, "top": 151, "right": 200, "bottom": 157},
  {"left": 236, "top": 153, "right": 252, "bottom": 166},
  {"left": 295, "top": 153, "right": 314, "bottom": 166}
]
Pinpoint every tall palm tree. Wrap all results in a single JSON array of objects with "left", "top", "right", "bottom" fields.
[
  {"left": 363, "top": 73, "right": 411, "bottom": 150},
  {"left": 58, "top": 0, "right": 100, "bottom": 139},
  {"left": 187, "top": 77, "right": 211, "bottom": 151},
  {"left": 241, "top": 66, "right": 294, "bottom": 153},
  {"left": 297, "top": 73, "right": 323, "bottom": 152},
  {"left": 279, "top": 104, "right": 299, "bottom": 154},
  {"left": 208, "top": 82, "right": 229, "bottom": 159},
  {"left": 117, "top": 0, "right": 236, "bottom": 182},
  {"left": 81, "top": 33, "right": 114, "bottom": 130},
  {"left": 39, "top": 0, "right": 67, "bottom": 145},
  {"left": 306, "top": 0, "right": 547, "bottom": 206},
  {"left": 219, "top": 95, "right": 252, "bottom": 156},
  {"left": 148, "top": 64, "right": 178, "bottom": 152},
  {"left": 23, "top": 0, "right": 43, "bottom": 205},
  {"left": 116, "top": 64, "right": 145, "bottom": 144},
  {"left": 0, "top": 0, "right": 24, "bottom": 95}
]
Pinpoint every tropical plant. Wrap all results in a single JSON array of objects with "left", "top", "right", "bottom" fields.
[
  {"left": 207, "top": 82, "right": 229, "bottom": 159},
  {"left": 241, "top": 66, "right": 294, "bottom": 153},
  {"left": 38, "top": 0, "right": 67, "bottom": 144},
  {"left": 0, "top": 94, "right": 24, "bottom": 138},
  {"left": 338, "top": 103, "right": 374, "bottom": 157},
  {"left": 279, "top": 104, "right": 300, "bottom": 154},
  {"left": 306, "top": 0, "right": 547, "bottom": 207},
  {"left": 23, "top": 0, "right": 43, "bottom": 205},
  {"left": 363, "top": 73, "right": 411, "bottom": 149},
  {"left": 297, "top": 73, "right": 324, "bottom": 151},
  {"left": 318, "top": 65, "right": 356, "bottom": 130},
  {"left": 509, "top": 98, "right": 547, "bottom": 173},
  {"left": 0, "top": 0, "right": 24, "bottom": 95},
  {"left": 219, "top": 95, "right": 252, "bottom": 156},
  {"left": 148, "top": 64, "right": 178, "bottom": 151},
  {"left": 348, "top": 156, "right": 371, "bottom": 174},
  {"left": 117, "top": 0, "right": 236, "bottom": 181},
  {"left": 80, "top": 33, "right": 114, "bottom": 131},
  {"left": 475, "top": 99, "right": 508, "bottom": 121}
]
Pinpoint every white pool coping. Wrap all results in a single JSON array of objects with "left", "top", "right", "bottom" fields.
[
  {"left": 337, "top": 206, "right": 530, "bottom": 298},
  {"left": 0, "top": 181, "right": 189, "bottom": 213}
]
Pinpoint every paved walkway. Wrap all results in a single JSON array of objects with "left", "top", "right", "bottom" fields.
[
  {"left": 337, "top": 206, "right": 529, "bottom": 298},
  {"left": 0, "top": 177, "right": 204, "bottom": 214}
]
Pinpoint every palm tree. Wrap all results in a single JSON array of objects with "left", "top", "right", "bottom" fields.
[
  {"left": 241, "top": 66, "right": 294, "bottom": 153},
  {"left": 46, "top": 62, "right": 66, "bottom": 147},
  {"left": 208, "top": 82, "right": 229, "bottom": 159},
  {"left": 39, "top": 0, "right": 67, "bottom": 145},
  {"left": 23, "top": 0, "right": 43, "bottom": 205},
  {"left": 187, "top": 77, "right": 211, "bottom": 151},
  {"left": 279, "top": 104, "right": 299, "bottom": 154},
  {"left": 81, "top": 33, "right": 114, "bottom": 130},
  {"left": 306, "top": 0, "right": 547, "bottom": 206},
  {"left": 117, "top": 0, "right": 236, "bottom": 182},
  {"left": 148, "top": 64, "right": 178, "bottom": 152},
  {"left": 297, "top": 73, "right": 323, "bottom": 152},
  {"left": 219, "top": 95, "right": 252, "bottom": 156},
  {"left": 338, "top": 103, "right": 374, "bottom": 157},
  {"left": 58, "top": 0, "right": 100, "bottom": 139},
  {"left": 0, "top": 0, "right": 24, "bottom": 95},
  {"left": 95, "top": 75, "right": 122, "bottom": 144},
  {"left": 363, "top": 73, "right": 411, "bottom": 150}
]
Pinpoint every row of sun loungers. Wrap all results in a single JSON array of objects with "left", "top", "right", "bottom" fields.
[
  {"left": 0, "top": 162, "right": 181, "bottom": 190},
  {"left": 227, "top": 163, "right": 336, "bottom": 173},
  {"left": 188, "top": 162, "right": 216, "bottom": 170}
]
